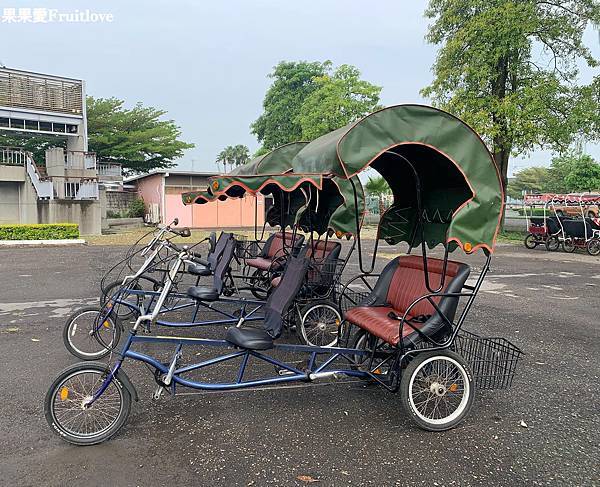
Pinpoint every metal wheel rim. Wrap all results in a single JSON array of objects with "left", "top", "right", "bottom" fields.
[
  {"left": 301, "top": 304, "right": 341, "bottom": 347},
  {"left": 51, "top": 370, "right": 124, "bottom": 439},
  {"left": 408, "top": 355, "right": 470, "bottom": 426},
  {"left": 67, "top": 310, "right": 117, "bottom": 358}
]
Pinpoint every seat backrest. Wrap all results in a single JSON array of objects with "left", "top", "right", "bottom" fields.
[
  {"left": 305, "top": 240, "right": 342, "bottom": 287},
  {"left": 370, "top": 255, "right": 470, "bottom": 322},
  {"left": 562, "top": 219, "right": 592, "bottom": 238},
  {"left": 212, "top": 236, "right": 235, "bottom": 293},
  {"left": 263, "top": 250, "right": 310, "bottom": 338},
  {"left": 261, "top": 232, "right": 305, "bottom": 259},
  {"left": 208, "top": 232, "right": 232, "bottom": 268}
]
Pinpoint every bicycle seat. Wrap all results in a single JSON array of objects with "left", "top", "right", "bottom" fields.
[
  {"left": 225, "top": 327, "right": 273, "bottom": 350},
  {"left": 188, "top": 263, "right": 211, "bottom": 276},
  {"left": 186, "top": 286, "right": 219, "bottom": 301}
]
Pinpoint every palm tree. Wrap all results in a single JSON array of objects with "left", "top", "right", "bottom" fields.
[
  {"left": 216, "top": 144, "right": 250, "bottom": 172},
  {"left": 365, "top": 176, "right": 391, "bottom": 216},
  {"left": 216, "top": 146, "right": 235, "bottom": 172},
  {"left": 231, "top": 144, "right": 250, "bottom": 168}
]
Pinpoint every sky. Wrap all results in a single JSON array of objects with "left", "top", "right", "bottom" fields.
[{"left": 1, "top": 0, "right": 598, "bottom": 176}]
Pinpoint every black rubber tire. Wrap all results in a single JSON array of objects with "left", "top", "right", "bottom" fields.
[
  {"left": 63, "top": 307, "right": 121, "bottom": 361},
  {"left": 545, "top": 236, "right": 560, "bottom": 251},
  {"left": 45, "top": 362, "right": 131, "bottom": 445},
  {"left": 296, "top": 301, "right": 342, "bottom": 347},
  {"left": 562, "top": 239, "right": 576, "bottom": 253},
  {"left": 250, "top": 269, "right": 270, "bottom": 300},
  {"left": 100, "top": 280, "right": 143, "bottom": 321},
  {"left": 400, "top": 350, "right": 474, "bottom": 432},
  {"left": 587, "top": 238, "right": 600, "bottom": 256},
  {"left": 524, "top": 234, "right": 538, "bottom": 249}
]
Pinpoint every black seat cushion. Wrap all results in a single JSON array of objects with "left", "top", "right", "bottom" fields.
[
  {"left": 186, "top": 286, "right": 219, "bottom": 301},
  {"left": 188, "top": 263, "right": 211, "bottom": 276},
  {"left": 225, "top": 327, "right": 273, "bottom": 350}
]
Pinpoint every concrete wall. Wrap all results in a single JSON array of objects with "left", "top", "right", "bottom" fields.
[
  {"left": 0, "top": 177, "right": 101, "bottom": 235},
  {"left": 0, "top": 181, "right": 21, "bottom": 223},
  {"left": 36, "top": 199, "right": 101, "bottom": 235},
  {"left": 136, "top": 174, "right": 163, "bottom": 222},
  {"left": 0, "top": 164, "right": 25, "bottom": 182},
  {"left": 105, "top": 190, "right": 137, "bottom": 214}
]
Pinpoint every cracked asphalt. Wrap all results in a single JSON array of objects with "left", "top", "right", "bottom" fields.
[{"left": 0, "top": 242, "right": 598, "bottom": 486}]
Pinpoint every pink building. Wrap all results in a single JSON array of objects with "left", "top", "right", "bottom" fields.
[{"left": 126, "top": 170, "right": 265, "bottom": 228}]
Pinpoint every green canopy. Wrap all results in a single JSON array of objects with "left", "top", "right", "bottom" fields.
[
  {"left": 229, "top": 142, "right": 307, "bottom": 176},
  {"left": 291, "top": 104, "right": 504, "bottom": 253}
]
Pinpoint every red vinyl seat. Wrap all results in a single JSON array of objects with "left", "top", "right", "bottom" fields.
[
  {"left": 246, "top": 232, "right": 304, "bottom": 272},
  {"left": 344, "top": 255, "right": 470, "bottom": 346}
]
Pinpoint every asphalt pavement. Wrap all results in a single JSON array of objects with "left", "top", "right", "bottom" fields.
[{"left": 0, "top": 241, "right": 598, "bottom": 486}]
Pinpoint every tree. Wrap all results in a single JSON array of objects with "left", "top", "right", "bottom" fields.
[
  {"left": 251, "top": 61, "right": 331, "bottom": 151},
  {"left": 0, "top": 97, "right": 193, "bottom": 173},
  {"left": 216, "top": 144, "right": 250, "bottom": 172},
  {"left": 365, "top": 176, "right": 391, "bottom": 216},
  {"left": 231, "top": 144, "right": 250, "bottom": 168},
  {"left": 546, "top": 152, "right": 600, "bottom": 193},
  {"left": 296, "top": 64, "right": 382, "bottom": 140},
  {"left": 422, "top": 0, "right": 600, "bottom": 189},
  {"left": 86, "top": 97, "right": 193, "bottom": 174},
  {"left": 506, "top": 166, "right": 550, "bottom": 199}
]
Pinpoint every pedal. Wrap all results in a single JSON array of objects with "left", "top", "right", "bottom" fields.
[
  {"left": 276, "top": 367, "right": 295, "bottom": 376},
  {"left": 152, "top": 385, "right": 166, "bottom": 400}
]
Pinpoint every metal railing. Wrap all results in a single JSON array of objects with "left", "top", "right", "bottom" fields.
[
  {"left": 98, "top": 162, "right": 122, "bottom": 177},
  {"left": 53, "top": 179, "right": 99, "bottom": 200},
  {"left": 0, "top": 147, "right": 27, "bottom": 165},
  {"left": 64, "top": 150, "right": 97, "bottom": 171},
  {"left": 25, "top": 153, "right": 54, "bottom": 199}
]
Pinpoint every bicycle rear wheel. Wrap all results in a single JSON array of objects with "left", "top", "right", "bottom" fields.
[{"left": 63, "top": 307, "right": 121, "bottom": 360}]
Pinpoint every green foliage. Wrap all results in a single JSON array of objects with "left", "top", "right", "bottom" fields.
[
  {"left": 507, "top": 166, "right": 550, "bottom": 199},
  {"left": 545, "top": 152, "right": 600, "bottom": 193},
  {"left": 296, "top": 65, "right": 382, "bottom": 140},
  {"left": 365, "top": 176, "right": 391, "bottom": 216},
  {"left": 216, "top": 144, "right": 250, "bottom": 172},
  {"left": 508, "top": 152, "right": 600, "bottom": 197},
  {"left": 422, "top": 0, "right": 600, "bottom": 186},
  {"left": 106, "top": 210, "right": 122, "bottom": 219},
  {"left": 365, "top": 176, "right": 391, "bottom": 196},
  {"left": 251, "top": 61, "right": 381, "bottom": 149},
  {"left": 86, "top": 97, "right": 194, "bottom": 174},
  {"left": 0, "top": 97, "right": 194, "bottom": 173},
  {"left": 127, "top": 197, "right": 146, "bottom": 218},
  {"left": 251, "top": 61, "right": 331, "bottom": 150},
  {"left": 0, "top": 223, "right": 79, "bottom": 240},
  {"left": 0, "top": 133, "right": 65, "bottom": 165}
]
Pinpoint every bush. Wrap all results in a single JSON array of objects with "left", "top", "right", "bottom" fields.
[
  {"left": 0, "top": 223, "right": 79, "bottom": 240},
  {"left": 127, "top": 197, "right": 146, "bottom": 218},
  {"left": 106, "top": 210, "right": 122, "bottom": 219}
]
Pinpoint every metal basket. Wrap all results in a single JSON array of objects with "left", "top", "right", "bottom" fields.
[
  {"left": 337, "top": 287, "right": 371, "bottom": 314},
  {"left": 453, "top": 330, "right": 524, "bottom": 390},
  {"left": 234, "top": 236, "right": 262, "bottom": 260}
]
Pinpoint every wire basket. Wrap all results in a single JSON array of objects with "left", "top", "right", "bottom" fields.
[
  {"left": 453, "top": 330, "right": 524, "bottom": 390},
  {"left": 234, "top": 236, "right": 262, "bottom": 260},
  {"left": 337, "top": 286, "right": 371, "bottom": 314}
]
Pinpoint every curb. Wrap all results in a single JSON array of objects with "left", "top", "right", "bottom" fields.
[{"left": 0, "top": 239, "right": 87, "bottom": 247}]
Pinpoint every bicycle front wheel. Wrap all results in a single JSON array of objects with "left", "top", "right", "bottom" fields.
[{"left": 45, "top": 362, "right": 131, "bottom": 445}]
